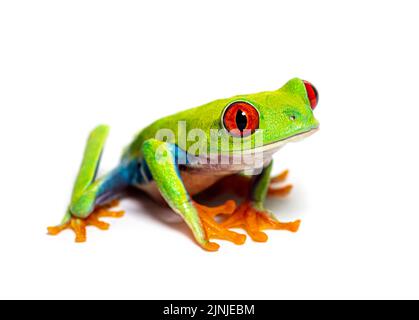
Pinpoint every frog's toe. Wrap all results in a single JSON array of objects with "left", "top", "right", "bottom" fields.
[
  {"left": 47, "top": 218, "right": 88, "bottom": 242},
  {"left": 268, "top": 184, "right": 293, "bottom": 197},
  {"left": 270, "top": 169, "right": 289, "bottom": 184},
  {"left": 220, "top": 201, "right": 300, "bottom": 242},
  {"left": 193, "top": 200, "right": 247, "bottom": 251},
  {"left": 269, "top": 169, "right": 293, "bottom": 198},
  {"left": 202, "top": 241, "right": 221, "bottom": 252},
  {"left": 47, "top": 200, "right": 124, "bottom": 243}
]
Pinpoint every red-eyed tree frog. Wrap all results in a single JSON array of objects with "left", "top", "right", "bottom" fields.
[{"left": 48, "top": 78, "right": 319, "bottom": 251}]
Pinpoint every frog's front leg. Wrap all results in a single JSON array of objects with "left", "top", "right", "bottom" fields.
[
  {"left": 142, "top": 139, "right": 246, "bottom": 251},
  {"left": 220, "top": 161, "right": 301, "bottom": 242}
]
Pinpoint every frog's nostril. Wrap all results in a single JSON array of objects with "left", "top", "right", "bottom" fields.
[{"left": 303, "top": 80, "right": 319, "bottom": 110}]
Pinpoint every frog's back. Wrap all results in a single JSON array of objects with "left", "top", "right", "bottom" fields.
[
  {"left": 121, "top": 98, "right": 228, "bottom": 161},
  {"left": 121, "top": 88, "right": 277, "bottom": 161},
  {"left": 122, "top": 117, "right": 168, "bottom": 161}
]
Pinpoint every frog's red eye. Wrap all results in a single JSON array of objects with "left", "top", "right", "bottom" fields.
[
  {"left": 303, "top": 80, "right": 319, "bottom": 110},
  {"left": 223, "top": 101, "right": 259, "bottom": 137}
]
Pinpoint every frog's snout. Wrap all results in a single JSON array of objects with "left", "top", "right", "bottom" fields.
[{"left": 303, "top": 80, "right": 319, "bottom": 110}]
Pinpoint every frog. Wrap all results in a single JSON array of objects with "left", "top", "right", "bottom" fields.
[{"left": 48, "top": 78, "right": 319, "bottom": 251}]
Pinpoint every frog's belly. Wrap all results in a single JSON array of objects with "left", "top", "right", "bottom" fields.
[
  {"left": 137, "top": 171, "right": 228, "bottom": 205},
  {"left": 138, "top": 154, "right": 274, "bottom": 205}
]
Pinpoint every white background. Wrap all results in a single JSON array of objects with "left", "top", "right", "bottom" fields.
[{"left": 1, "top": 0, "right": 418, "bottom": 300}]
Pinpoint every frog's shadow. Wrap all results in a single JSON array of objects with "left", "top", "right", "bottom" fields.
[
  {"left": 123, "top": 188, "right": 195, "bottom": 242},
  {"left": 122, "top": 187, "right": 304, "bottom": 243},
  {"left": 122, "top": 188, "right": 247, "bottom": 242}
]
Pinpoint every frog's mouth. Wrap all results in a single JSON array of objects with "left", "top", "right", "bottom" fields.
[
  {"left": 183, "top": 127, "right": 319, "bottom": 175},
  {"left": 244, "top": 127, "right": 319, "bottom": 156}
]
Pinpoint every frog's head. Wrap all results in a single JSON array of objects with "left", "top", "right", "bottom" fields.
[
  {"left": 138, "top": 78, "right": 319, "bottom": 170},
  {"left": 216, "top": 78, "right": 319, "bottom": 155}
]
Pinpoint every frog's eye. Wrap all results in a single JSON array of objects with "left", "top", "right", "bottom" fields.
[
  {"left": 303, "top": 80, "right": 319, "bottom": 110},
  {"left": 222, "top": 101, "right": 260, "bottom": 137}
]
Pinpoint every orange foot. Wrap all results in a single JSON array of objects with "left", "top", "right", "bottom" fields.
[
  {"left": 269, "top": 169, "right": 293, "bottom": 198},
  {"left": 220, "top": 201, "right": 301, "bottom": 242},
  {"left": 47, "top": 200, "right": 125, "bottom": 243},
  {"left": 193, "top": 200, "right": 247, "bottom": 251}
]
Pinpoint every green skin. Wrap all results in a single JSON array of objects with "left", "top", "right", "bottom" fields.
[{"left": 55, "top": 78, "right": 319, "bottom": 249}]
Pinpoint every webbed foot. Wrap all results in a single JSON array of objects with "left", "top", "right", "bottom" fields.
[
  {"left": 47, "top": 200, "right": 124, "bottom": 243},
  {"left": 193, "top": 200, "right": 247, "bottom": 251},
  {"left": 220, "top": 201, "right": 301, "bottom": 242}
]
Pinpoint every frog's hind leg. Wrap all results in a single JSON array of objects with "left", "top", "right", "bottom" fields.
[
  {"left": 47, "top": 199, "right": 125, "bottom": 243},
  {"left": 47, "top": 125, "right": 135, "bottom": 242}
]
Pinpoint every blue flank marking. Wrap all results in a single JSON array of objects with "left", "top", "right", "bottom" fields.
[
  {"left": 136, "top": 143, "right": 190, "bottom": 185},
  {"left": 92, "top": 143, "right": 195, "bottom": 206},
  {"left": 95, "top": 159, "right": 137, "bottom": 204},
  {"left": 139, "top": 160, "right": 153, "bottom": 183}
]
